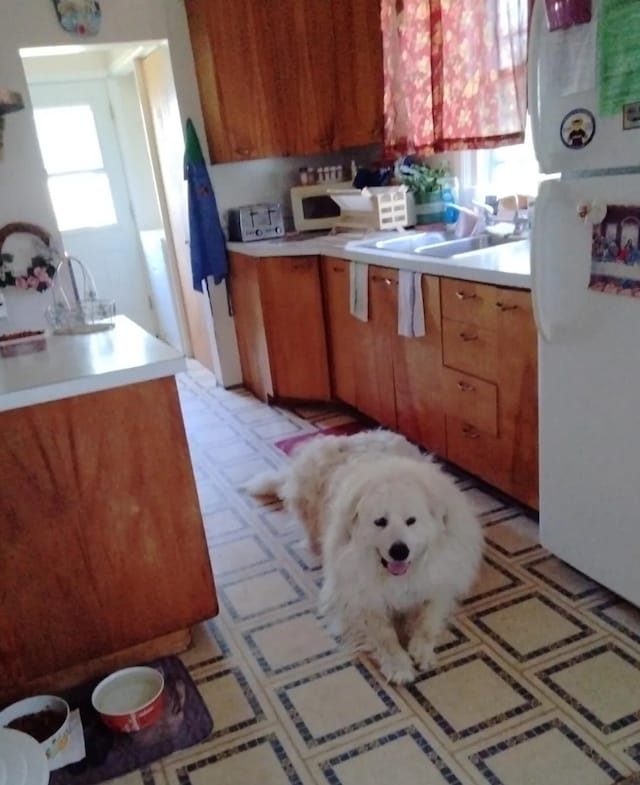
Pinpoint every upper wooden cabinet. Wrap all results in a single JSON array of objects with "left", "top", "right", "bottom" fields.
[
  {"left": 332, "top": 0, "right": 384, "bottom": 149},
  {"left": 185, "top": 0, "right": 384, "bottom": 162}
]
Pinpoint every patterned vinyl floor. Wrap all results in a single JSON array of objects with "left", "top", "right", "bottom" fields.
[{"left": 112, "top": 361, "right": 640, "bottom": 785}]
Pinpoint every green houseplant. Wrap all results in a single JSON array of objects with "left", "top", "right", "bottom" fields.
[{"left": 397, "top": 160, "right": 454, "bottom": 225}]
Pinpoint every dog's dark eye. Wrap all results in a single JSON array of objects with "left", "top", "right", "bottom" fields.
[
  {"left": 374, "top": 517, "right": 388, "bottom": 528},
  {"left": 406, "top": 516, "right": 416, "bottom": 526}
]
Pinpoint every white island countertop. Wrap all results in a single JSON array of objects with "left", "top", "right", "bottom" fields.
[
  {"left": 0, "top": 315, "right": 185, "bottom": 413},
  {"left": 227, "top": 230, "right": 531, "bottom": 289}
]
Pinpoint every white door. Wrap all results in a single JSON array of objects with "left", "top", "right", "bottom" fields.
[
  {"left": 29, "top": 80, "right": 157, "bottom": 334},
  {"left": 533, "top": 175, "right": 640, "bottom": 605}
]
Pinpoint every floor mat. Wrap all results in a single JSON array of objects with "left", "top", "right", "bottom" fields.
[
  {"left": 274, "top": 421, "right": 369, "bottom": 456},
  {"left": 51, "top": 656, "right": 213, "bottom": 785}
]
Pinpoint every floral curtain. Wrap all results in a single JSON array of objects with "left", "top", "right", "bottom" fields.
[{"left": 382, "top": 0, "right": 528, "bottom": 154}]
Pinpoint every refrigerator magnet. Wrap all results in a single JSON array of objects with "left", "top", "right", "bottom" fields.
[
  {"left": 623, "top": 102, "right": 640, "bottom": 130},
  {"left": 560, "top": 109, "right": 595, "bottom": 149}
]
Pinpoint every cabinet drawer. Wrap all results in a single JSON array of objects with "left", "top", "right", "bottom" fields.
[
  {"left": 442, "top": 368, "right": 498, "bottom": 436},
  {"left": 441, "top": 278, "right": 497, "bottom": 329},
  {"left": 442, "top": 318, "right": 497, "bottom": 382},
  {"left": 446, "top": 415, "right": 503, "bottom": 489}
]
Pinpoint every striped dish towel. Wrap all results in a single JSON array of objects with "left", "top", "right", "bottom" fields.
[
  {"left": 349, "top": 261, "right": 369, "bottom": 321},
  {"left": 398, "top": 270, "right": 426, "bottom": 337}
]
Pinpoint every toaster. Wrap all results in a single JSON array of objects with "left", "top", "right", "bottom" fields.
[{"left": 228, "top": 203, "right": 285, "bottom": 242}]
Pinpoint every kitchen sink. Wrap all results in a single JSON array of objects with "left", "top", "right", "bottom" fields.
[
  {"left": 357, "top": 231, "right": 447, "bottom": 254},
  {"left": 415, "top": 234, "right": 494, "bottom": 257}
]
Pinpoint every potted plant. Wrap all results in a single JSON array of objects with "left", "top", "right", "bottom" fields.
[{"left": 397, "top": 160, "right": 453, "bottom": 225}]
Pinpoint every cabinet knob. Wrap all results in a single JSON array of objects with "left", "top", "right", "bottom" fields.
[
  {"left": 462, "top": 424, "right": 481, "bottom": 439},
  {"left": 456, "top": 381, "right": 476, "bottom": 392},
  {"left": 496, "top": 301, "right": 518, "bottom": 311},
  {"left": 455, "top": 290, "right": 477, "bottom": 300},
  {"left": 459, "top": 331, "right": 479, "bottom": 342},
  {"left": 372, "top": 274, "right": 396, "bottom": 285}
]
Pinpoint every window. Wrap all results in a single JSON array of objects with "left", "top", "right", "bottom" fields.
[{"left": 33, "top": 104, "right": 117, "bottom": 231}]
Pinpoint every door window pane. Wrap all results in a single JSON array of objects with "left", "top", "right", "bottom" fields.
[
  {"left": 47, "top": 172, "right": 117, "bottom": 231},
  {"left": 34, "top": 105, "right": 104, "bottom": 174}
]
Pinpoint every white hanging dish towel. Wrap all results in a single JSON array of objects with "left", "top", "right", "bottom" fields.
[
  {"left": 349, "top": 261, "right": 369, "bottom": 321},
  {"left": 398, "top": 270, "right": 426, "bottom": 337}
]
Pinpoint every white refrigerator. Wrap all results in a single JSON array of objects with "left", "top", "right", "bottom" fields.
[{"left": 529, "top": 0, "right": 640, "bottom": 605}]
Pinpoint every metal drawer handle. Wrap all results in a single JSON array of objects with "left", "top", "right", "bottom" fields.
[
  {"left": 459, "top": 331, "right": 479, "bottom": 342},
  {"left": 496, "top": 301, "right": 518, "bottom": 311},
  {"left": 455, "top": 290, "right": 477, "bottom": 300},
  {"left": 332, "top": 266, "right": 345, "bottom": 273},
  {"left": 372, "top": 275, "right": 396, "bottom": 285},
  {"left": 457, "top": 381, "right": 476, "bottom": 392},
  {"left": 462, "top": 424, "right": 481, "bottom": 439}
]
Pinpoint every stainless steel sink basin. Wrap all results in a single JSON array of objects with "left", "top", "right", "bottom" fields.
[
  {"left": 357, "top": 231, "right": 447, "bottom": 254},
  {"left": 415, "top": 233, "right": 522, "bottom": 258}
]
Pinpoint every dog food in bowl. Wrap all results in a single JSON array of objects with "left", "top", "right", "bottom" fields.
[
  {"left": 92, "top": 666, "right": 164, "bottom": 733},
  {"left": 0, "top": 694, "right": 70, "bottom": 760}
]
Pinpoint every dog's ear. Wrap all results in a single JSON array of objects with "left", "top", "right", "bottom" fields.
[{"left": 417, "top": 468, "right": 449, "bottom": 528}]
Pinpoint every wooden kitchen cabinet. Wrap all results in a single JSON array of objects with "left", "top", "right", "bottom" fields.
[
  {"left": 186, "top": 0, "right": 286, "bottom": 161},
  {"left": 321, "top": 257, "right": 363, "bottom": 407},
  {"left": 0, "top": 376, "right": 217, "bottom": 695},
  {"left": 441, "top": 279, "right": 538, "bottom": 508},
  {"left": 332, "top": 0, "right": 384, "bottom": 149},
  {"left": 230, "top": 252, "right": 331, "bottom": 401},
  {"left": 186, "top": 0, "right": 384, "bottom": 161},
  {"left": 394, "top": 274, "right": 446, "bottom": 456}
]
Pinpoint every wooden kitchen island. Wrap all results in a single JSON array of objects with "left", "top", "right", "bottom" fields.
[{"left": 0, "top": 317, "right": 217, "bottom": 700}]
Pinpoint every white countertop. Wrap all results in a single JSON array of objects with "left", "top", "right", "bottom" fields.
[
  {"left": 0, "top": 315, "right": 186, "bottom": 413},
  {"left": 227, "top": 230, "right": 531, "bottom": 289}
]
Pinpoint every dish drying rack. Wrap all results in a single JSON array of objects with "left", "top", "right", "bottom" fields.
[
  {"left": 328, "top": 185, "right": 409, "bottom": 232},
  {"left": 45, "top": 254, "right": 115, "bottom": 334}
]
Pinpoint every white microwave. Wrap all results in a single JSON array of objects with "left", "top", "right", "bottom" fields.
[{"left": 290, "top": 182, "right": 352, "bottom": 232}]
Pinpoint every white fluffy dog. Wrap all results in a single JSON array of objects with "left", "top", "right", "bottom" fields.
[{"left": 246, "top": 430, "right": 483, "bottom": 684}]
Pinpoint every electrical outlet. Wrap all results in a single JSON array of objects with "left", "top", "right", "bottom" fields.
[{"left": 0, "top": 293, "right": 7, "bottom": 320}]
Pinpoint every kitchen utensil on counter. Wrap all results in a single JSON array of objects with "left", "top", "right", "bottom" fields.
[
  {"left": 0, "top": 695, "right": 69, "bottom": 765},
  {"left": 91, "top": 667, "right": 165, "bottom": 733},
  {"left": 0, "top": 728, "right": 50, "bottom": 785},
  {"left": 327, "top": 185, "right": 409, "bottom": 231},
  {"left": 44, "top": 255, "right": 115, "bottom": 335},
  {"left": 227, "top": 203, "right": 284, "bottom": 242}
]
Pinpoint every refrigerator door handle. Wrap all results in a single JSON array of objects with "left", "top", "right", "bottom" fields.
[
  {"left": 528, "top": 0, "right": 544, "bottom": 172},
  {"left": 530, "top": 181, "right": 553, "bottom": 343}
]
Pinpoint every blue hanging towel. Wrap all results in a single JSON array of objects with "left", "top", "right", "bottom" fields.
[{"left": 184, "top": 119, "right": 228, "bottom": 291}]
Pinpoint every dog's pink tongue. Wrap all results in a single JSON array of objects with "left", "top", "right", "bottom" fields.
[{"left": 386, "top": 560, "right": 409, "bottom": 576}]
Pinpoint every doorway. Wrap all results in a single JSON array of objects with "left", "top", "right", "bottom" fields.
[{"left": 20, "top": 42, "right": 188, "bottom": 353}]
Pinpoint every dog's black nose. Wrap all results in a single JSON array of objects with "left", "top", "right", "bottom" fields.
[{"left": 388, "top": 541, "right": 410, "bottom": 561}]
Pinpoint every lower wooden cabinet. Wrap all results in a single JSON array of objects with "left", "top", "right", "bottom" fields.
[
  {"left": 229, "top": 252, "right": 331, "bottom": 402},
  {"left": 231, "top": 251, "right": 538, "bottom": 508}
]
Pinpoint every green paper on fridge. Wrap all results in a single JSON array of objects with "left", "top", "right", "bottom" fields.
[{"left": 598, "top": 0, "right": 640, "bottom": 116}]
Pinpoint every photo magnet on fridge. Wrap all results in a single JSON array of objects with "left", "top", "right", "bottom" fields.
[
  {"left": 623, "top": 102, "right": 640, "bottom": 130},
  {"left": 560, "top": 108, "right": 596, "bottom": 149},
  {"left": 589, "top": 204, "right": 640, "bottom": 297}
]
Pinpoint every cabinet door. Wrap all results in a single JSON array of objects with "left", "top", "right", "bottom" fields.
[
  {"left": 275, "top": 0, "right": 336, "bottom": 155},
  {"left": 355, "top": 267, "right": 397, "bottom": 430},
  {"left": 259, "top": 256, "right": 332, "bottom": 401},
  {"left": 186, "top": 0, "right": 287, "bottom": 161},
  {"left": 495, "top": 288, "right": 539, "bottom": 509},
  {"left": 393, "top": 274, "right": 446, "bottom": 455},
  {"left": 332, "top": 0, "right": 384, "bottom": 148},
  {"left": 229, "top": 252, "right": 273, "bottom": 401},
  {"left": 321, "top": 257, "right": 361, "bottom": 406}
]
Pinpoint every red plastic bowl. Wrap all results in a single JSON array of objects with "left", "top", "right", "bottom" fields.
[{"left": 91, "top": 666, "right": 165, "bottom": 732}]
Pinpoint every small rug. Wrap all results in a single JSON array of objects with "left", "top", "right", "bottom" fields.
[
  {"left": 275, "top": 421, "right": 368, "bottom": 456},
  {"left": 51, "top": 656, "right": 213, "bottom": 785}
]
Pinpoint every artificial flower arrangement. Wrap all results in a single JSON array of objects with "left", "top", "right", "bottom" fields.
[{"left": 0, "top": 251, "right": 57, "bottom": 292}]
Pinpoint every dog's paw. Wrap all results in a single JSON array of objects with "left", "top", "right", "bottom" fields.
[
  {"left": 378, "top": 651, "right": 416, "bottom": 685},
  {"left": 408, "top": 637, "right": 436, "bottom": 672}
]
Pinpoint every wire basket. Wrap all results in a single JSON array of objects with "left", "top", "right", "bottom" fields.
[
  {"left": 328, "top": 185, "right": 409, "bottom": 231},
  {"left": 44, "top": 255, "right": 116, "bottom": 335}
]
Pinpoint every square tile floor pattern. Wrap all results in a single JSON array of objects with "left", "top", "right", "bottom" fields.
[{"left": 114, "top": 361, "right": 640, "bottom": 785}]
